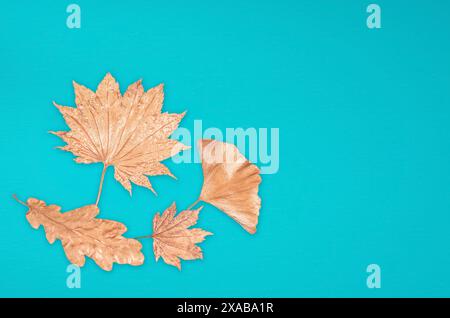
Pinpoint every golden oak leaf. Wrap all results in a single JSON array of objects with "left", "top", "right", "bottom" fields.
[
  {"left": 152, "top": 203, "right": 212, "bottom": 270},
  {"left": 52, "top": 73, "right": 188, "bottom": 195},
  {"left": 23, "top": 197, "right": 144, "bottom": 271},
  {"left": 198, "top": 139, "right": 262, "bottom": 234}
]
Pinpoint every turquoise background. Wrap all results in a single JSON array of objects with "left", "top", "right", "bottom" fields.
[{"left": 1, "top": 0, "right": 450, "bottom": 297}]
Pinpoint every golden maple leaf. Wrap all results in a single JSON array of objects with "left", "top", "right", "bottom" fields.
[
  {"left": 19, "top": 197, "right": 144, "bottom": 271},
  {"left": 151, "top": 203, "right": 212, "bottom": 270},
  {"left": 196, "top": 139, "right": 262, "bottom": 234},
  {"left": 52, "top": 73, "right": 188, "bottom": 202}
]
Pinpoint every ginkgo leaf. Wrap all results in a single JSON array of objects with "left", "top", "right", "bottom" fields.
[
  {"left": 152, "top": 203, "right": 212, "bottom": 270},
  {"left": 198, "top": 139, "right": 262, "bottom": 234},
  {"left": 52, "top": 73, "right": 188, "bottom": 195},
  {"left": 21, "top": 197, "right": 144, "bottom": 271}
]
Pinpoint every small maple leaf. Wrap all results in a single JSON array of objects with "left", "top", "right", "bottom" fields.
[
  {"left": 198, "top": 139, "right": 262, "bottom": 234},
  {"left": 152, "top": 203, "right": 212, "bottom": 270},
  {"left": 21, "top": 197, "right": 144, "bottom": 271},
  {"left": 52, "top": 73, "right": 188, "bottom": 196}
]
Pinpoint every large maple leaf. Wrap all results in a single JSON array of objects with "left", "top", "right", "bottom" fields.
[
  {"left": 151, "top": 203, "right": 212, "bottom": 270},
  {"left": 52, "top": 73, "right": 188, "bottom": 200},
  {"left": 21, "top": 197, "right": 144, "bottom": 271}
]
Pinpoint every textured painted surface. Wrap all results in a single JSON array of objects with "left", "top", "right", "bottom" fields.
[{"left": 2, "top": 0, "right": 450, "bottom": 297}]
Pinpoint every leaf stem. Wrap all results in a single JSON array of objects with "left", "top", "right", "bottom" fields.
[
  {"left": 12, "top": 194, "right": 27, "bottom": 207},
  {"left": 134, "top": 235, "right": 153, "bottom": 240},
  {"left": 186, "top": 199, "right": 201, "bottom": 211},
  {"left": 95, "top": 164, "right": 108, "bottom": 206}
]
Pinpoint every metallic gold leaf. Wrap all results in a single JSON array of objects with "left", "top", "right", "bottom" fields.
[
  {"left": 23, "top": 197, "right": 144, "bottom": 271},
  {"left": 198, "top": 139, "right": 262, "bottom": 234},
  {"left": 152, "top": 203, "right": 212, "bottom": 270},
  {"left": 52, "top": 73, "right": 189, "bottom": 195}
]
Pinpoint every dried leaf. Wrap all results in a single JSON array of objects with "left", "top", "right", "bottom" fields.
[
  {"left": 152, "top": 203, "right": 212, "bottom": 270},
  {"left": 52, "top": 73, "right": 188, "bottom": 194},
  {"left": 23, "top": 197, "right": 144, "bottom": 271},
  {"left": 198, "top": 139, "right": 262, "bottom": 234}
]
